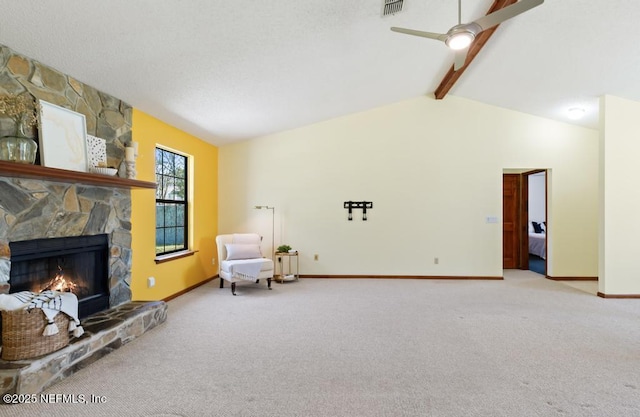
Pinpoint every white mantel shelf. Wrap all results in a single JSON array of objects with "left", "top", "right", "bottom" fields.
[{"left": 0, "top": 161, "right": 156, "bottom": 189}]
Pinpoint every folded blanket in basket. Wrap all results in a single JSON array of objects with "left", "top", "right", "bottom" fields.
[{"left": 0, "top": 291, "right": 84, "bottom": 337}]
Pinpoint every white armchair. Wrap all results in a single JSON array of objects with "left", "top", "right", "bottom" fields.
[{"left": 215, "top": 233, "right": 274, "bottom": 295}]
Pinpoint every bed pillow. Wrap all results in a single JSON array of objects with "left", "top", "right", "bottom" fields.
[
  {"left": 528, "top": 222, "right": 534, "bottom": 233},
  {"left": 532, "top": 221, "right": 544, "bottom": 234},
  {"left": 225, "top": 243, "right": 262, "bottom": 260}
]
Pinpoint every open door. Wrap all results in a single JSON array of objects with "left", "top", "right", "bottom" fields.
[
  {"left": 522, "top": 170, "right": 547, "bottom": 275},
  {"left": 503, "top": 174, "right": 520, "bottom": 269}
]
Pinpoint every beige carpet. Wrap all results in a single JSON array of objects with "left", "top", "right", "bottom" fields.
[
  {"left": 558, "top": 280, "right": 599, "bottom": 296},
  {"left": 4, "top": 270, "right": 640, "bottom": 417}
]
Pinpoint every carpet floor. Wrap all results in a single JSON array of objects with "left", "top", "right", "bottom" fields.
[{"left": 4, "top": 270, "right": 640, "bottom": 417}]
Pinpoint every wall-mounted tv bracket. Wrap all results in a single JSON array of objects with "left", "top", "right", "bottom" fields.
[{"left": 343, "top": 201, "right": 373, "bottom": 221}]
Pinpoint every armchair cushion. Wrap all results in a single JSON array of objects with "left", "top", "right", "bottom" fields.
[
  {"left": 225, "top": 243, "right": 262, "bottom": 260},
  {"left": 220, "top": 258, "right": 274, "bottom": 275}
]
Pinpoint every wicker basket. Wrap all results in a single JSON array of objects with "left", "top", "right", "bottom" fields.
[{"left": 1, "top": 309, "right": 70, "bottom": 361}]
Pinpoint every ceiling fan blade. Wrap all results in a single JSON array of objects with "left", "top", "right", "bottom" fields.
[
  {"left": 453, "top": 48, "right": 469, "bottom": 71},
  {"left": 390, "top": 27, "right": 447, "bottom": 42},
  {"left": 472, "top": 0, "right": 544, "bottom": 31}
]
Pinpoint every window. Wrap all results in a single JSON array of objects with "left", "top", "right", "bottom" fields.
[{"left": 155, "top": 148, "right": 188, "bottom": 255}]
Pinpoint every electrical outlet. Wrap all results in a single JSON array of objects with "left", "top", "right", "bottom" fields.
[
  {"left": 314, "top": 254, "right": 319, "bottom": 261},
  {"left": 147, "top": 277, "right": 155, "bottom": 288},
  {"left": 211, "top": 257, "right": 215, "bottom": 265},
  {"left": 434, "top": 257, "right": 439, "bottom": 265}
]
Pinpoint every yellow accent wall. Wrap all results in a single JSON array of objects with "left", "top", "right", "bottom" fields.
[{"left": 131, "top": 110, "right": 218, "bottom": 301}]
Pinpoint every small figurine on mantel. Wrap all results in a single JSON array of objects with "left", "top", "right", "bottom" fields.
[{"left": 125, "top": 141, "right": 138, "bottom": 179}]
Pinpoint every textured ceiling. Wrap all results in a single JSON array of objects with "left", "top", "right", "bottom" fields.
[{"left": 1, "top": 1, "right": 638, "bottom": 146}]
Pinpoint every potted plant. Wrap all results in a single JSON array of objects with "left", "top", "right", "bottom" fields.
[
  {"left": 276, "top": 244, "right": 292, "bottom": 254},
  {"left": 0, "top": 94, "right": 38, "bottom": 164}
]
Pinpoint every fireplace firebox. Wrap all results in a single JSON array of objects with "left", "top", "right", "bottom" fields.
[{"left": 8, "top": 234, "right": 110, "bottom": 319}]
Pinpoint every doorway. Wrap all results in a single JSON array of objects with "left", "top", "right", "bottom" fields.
[
  {"left": 526, "top": 171, "right": 547, "bottom": 275},
  {"left": 502, "top": 169, "right": 548, "bottom": 274}
]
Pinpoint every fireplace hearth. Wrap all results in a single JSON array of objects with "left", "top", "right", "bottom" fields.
[{"left": 9, "top": 235, "right": 110, "bottom": 318}]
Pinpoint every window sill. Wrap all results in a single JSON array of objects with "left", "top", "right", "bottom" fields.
[{"left": 155, "top": 250, "right": 197, "bottom": 264}]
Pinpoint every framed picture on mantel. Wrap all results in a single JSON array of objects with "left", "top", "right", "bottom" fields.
[{"left": 38, "top": 100, "right": 88, "bottom": 172}]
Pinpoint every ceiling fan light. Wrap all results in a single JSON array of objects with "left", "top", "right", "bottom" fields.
[{"left": 446, "top": 32, "right": 474, "bottom": 50}]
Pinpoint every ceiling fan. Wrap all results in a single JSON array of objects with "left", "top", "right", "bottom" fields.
[{"left": 391, "top": 0, "right": 544, "bottom": 70}]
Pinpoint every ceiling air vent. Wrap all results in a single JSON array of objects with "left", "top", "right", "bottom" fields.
[{"left": 382, "top": 0, "right": 404, "bottom": 17}]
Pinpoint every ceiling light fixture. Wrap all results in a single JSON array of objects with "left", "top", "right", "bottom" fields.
[
  {"left": 445, "top": 25, "right": 478, "bottom": 50},
  {"left": 567, "top": 107, "right": 586, "bottom": 120},
  {"left": 446, "top": 32, "right": 475, "bottom": 50}
]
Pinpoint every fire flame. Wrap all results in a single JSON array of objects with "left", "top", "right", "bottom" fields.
[{"left": 44, "top": 265, "right": 77, "bottom": 293}]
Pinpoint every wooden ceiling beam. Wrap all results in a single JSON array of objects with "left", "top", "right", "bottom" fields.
[{"left": 434, "top": 0, "right": 517, "bottom": 100}]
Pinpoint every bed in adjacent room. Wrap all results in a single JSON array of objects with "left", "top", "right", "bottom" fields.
[{"left": 528, "top": 221, "right": 546, "bottom": 259}]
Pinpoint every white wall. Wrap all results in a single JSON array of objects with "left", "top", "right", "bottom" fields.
[
  {"left": 599, "top": 95, "right": 640, "bottom": 295},
  {"left": 219, "top": 95, "right": 599, "bottom": 278},
  {"left": 529, "top": 173, "right": 546, "bottom": 224}
]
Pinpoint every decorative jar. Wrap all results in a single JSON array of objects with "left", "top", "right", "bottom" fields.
[{"left": 0, "top": 116, "right": 38, "bottom": 164}]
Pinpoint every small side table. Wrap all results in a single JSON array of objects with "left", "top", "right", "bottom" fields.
[{"left": 274, "top": 251, "right": 299, "bottom": 282}]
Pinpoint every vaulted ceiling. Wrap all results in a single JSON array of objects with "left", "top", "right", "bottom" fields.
[{"left": 1, "top": 1, "right": 638, "bottom": 146}]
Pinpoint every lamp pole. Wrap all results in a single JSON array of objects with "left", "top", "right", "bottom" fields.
[{"left": 254, "top": 206, "right": 275, "bottom": 261}]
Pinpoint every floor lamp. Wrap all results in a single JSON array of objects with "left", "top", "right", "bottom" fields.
[{"left": 254, "top": 205, "right": 275, "bottom": 261}]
